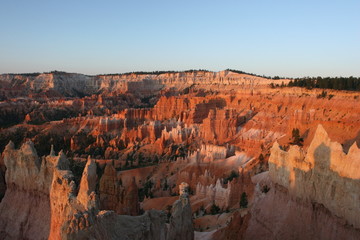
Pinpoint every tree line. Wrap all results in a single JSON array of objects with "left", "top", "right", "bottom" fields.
[
  {"left": 287, "top": 76, "right": 360, "bottom": 91},
  {"left": 100, "top": 69, "right": 211, "bottom": 76}
]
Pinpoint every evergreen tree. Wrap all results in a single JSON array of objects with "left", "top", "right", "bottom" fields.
[
  {"left": 240, "top": 192, "right": 248, "bottom": 208},
  {"left": 291, "top": 128, "right": 303, "bottom": 145}
]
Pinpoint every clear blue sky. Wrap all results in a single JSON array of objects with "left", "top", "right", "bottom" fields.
[{"left": 0, "top": 0, "right": 359, "bottom": 77}]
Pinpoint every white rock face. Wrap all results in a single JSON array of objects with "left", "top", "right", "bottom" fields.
[
  {"left": 0, "top": 70, "right": 290, "bottom": 96},
  {"left": 195, "top": 178, "right": 231, "bottom": 209},
  {"left": 0, "top": 72, "right": 95, "bottom": 97},
  {"left": 269, "top": 124, "right": 360, "bottom": 229}
]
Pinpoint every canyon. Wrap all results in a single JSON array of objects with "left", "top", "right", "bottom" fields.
[{"left": 0, "top": 70, "right": 359, "bottom": 239}]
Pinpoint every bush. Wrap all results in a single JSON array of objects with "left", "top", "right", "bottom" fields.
[
  {"left": 210, "top": 204, "right": 220, "bottom": 215},
  {"left": 317, "top": 90, "right": 327, "bottom": 98},
  {"left": 261, "top": 185, "right": 270, "bottom": 193},
  {"left": 138, "top": 180, "right": 153, "bottom": 201},
  {"left": 291, "top": 128, "right": 303, "bottom": 146},
  {"left": 223, "top": 170, "right": 239, "bottom": 184},
  {"left": 240, "top": 192, "right": 248, "bottom": 208}
]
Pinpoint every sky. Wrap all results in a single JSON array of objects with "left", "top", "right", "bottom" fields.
[{"left": 0, "top": 0, "right": 359, "bottom": 77}]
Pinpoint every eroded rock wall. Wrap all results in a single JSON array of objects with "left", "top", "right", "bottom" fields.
[
  {"left": 245, "top": 173, "right": 360, "bottom": 240},
  {"left": 0, "top": 141, "right": 66, "bottom": 239},
  {"left": 0, "top": 141, "right": 194, "bottom": 240},
  {"left": 242, "top": 125, "right": 360, "bottom": 240},
  {"left": 269, "top": 124, "right": 360, "bottom": 229}
]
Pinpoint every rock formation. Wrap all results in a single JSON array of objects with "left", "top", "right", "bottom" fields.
[
  {"left": 99, "top": 163, "right": 140, "bottom": 216},
  {"left": 0, "top": 70, "right": 285, "bottom": 97},
  {"left": 195, "top": 179, "right": 231, "bottom": 209},
  {"left": 242, "top": 125, "right": 360, "bottom": 240},
  {"left": 99, "top": 162, "right": 123, "bottom": 212},
  {"left": 0, "top": 141, "right": 194, "bottom": 239},
  {"left": 166, "top": 182, "right": 194, "bottom": 240},
  {"left": 269, "top": 124, "right": 360, "bottom": 229},
  {"left": 0, "top": 141, "right": 64, "bottom": 239}
]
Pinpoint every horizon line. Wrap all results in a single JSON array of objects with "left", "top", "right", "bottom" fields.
[{"left": 1, "top": 69, "right": 360, "bottom": 79}]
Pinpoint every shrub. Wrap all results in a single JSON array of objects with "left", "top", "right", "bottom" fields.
[
  {"left": 223, "top": 170, "right": 239, "bottom": 184},
  {"left": 240, "top": 192, "right": 248, "bottom": 208},
  {"left": 261, "top": 185, "right": 270, "bottom": 193},
  {"left": 291, "top": 128, "right": 303, "bottom": 146},
  {"left": 210, "top": 204, "right": 220, "bottom": 215},
  {"left": 138, "top": 180, "right": 153, "bottom": 201},
  {"left": 317, "top": 90, "right": 327, "bottom": 98}
]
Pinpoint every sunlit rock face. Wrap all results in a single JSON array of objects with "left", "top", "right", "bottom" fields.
[
  {"left": 240, "top": 125, "right": 360, "bottom": 240},
  {"left": 269, "top": 124, "right": 360, "bottom": 229},
  {"left": 0, "top": 141, "right": 66, "bottom": 239}
]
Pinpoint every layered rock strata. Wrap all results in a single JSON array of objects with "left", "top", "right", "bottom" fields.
[{"left": 0, "top": 70, "right": 285, "bottom": 97}]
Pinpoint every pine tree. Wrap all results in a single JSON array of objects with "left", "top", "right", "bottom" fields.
[{"left": 240, "top": 192, "right": 248, "bottom": 208}]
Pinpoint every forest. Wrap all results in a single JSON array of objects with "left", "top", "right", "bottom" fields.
[{"left": 271, "top": 76, "right": 360, "bottom": 91}]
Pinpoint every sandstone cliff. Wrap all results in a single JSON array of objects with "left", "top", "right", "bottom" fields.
[
  {"left": 241, "top": 125, "right": 360, "bottom": 240},
  {"left": 0, "top": 70, "right": 288, "bottom": 98},
  {"left": 269, "top": 124, "right": 360, "bottom": 229}
]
